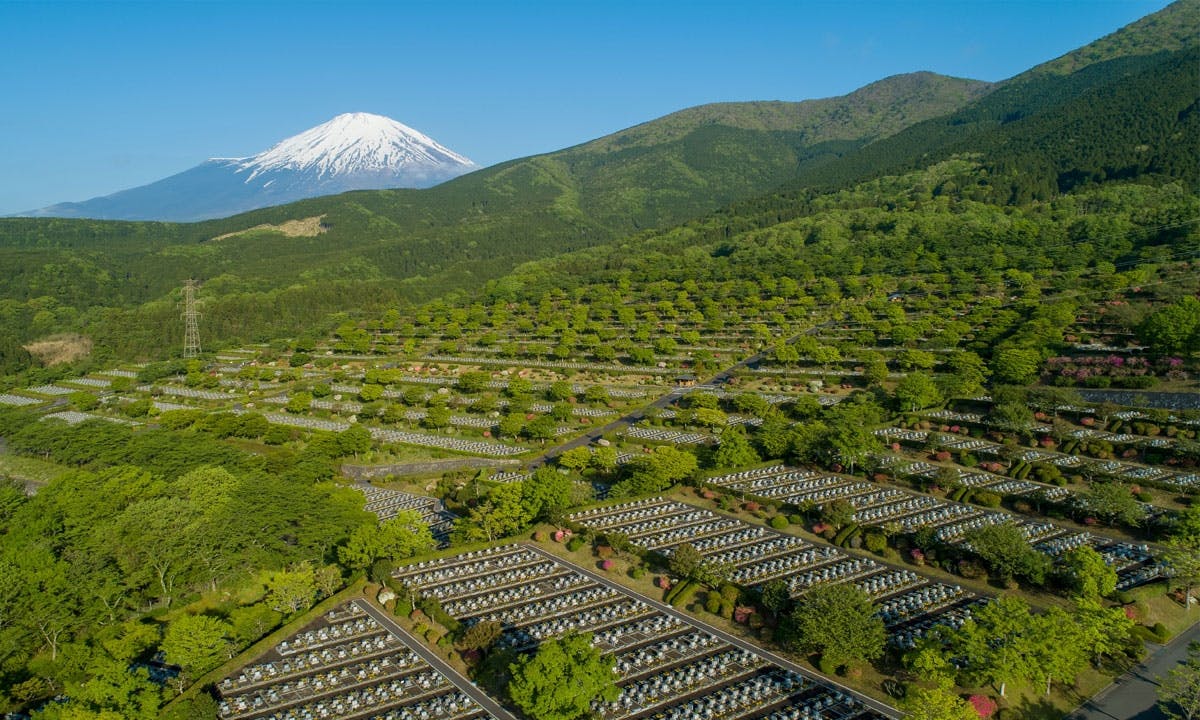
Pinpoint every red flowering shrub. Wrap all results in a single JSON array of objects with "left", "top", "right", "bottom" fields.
[
  {"left": 600, "top": 559, "right": 615, "bottom": 571},
  {"left": 969, "top": 695, "right": 997, "bottom": 719},
  {"left": 743, "top": 501, "right": 761, "bottom": 512}
]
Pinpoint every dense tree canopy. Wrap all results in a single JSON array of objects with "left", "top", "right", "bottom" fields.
[{"left": 507, "top": 633, "right": 619, "bottom": 720}]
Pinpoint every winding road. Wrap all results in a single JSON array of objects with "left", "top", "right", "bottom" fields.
[{"left": 1068, "top": 616, "right": 1200, "bottom": 720}]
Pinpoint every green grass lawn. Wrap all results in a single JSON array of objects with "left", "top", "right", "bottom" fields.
[{"left": 0, "top": 453, "right": 71, "bottom": 486}]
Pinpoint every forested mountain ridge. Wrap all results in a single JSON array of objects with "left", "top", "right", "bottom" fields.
[
  {"left": 789, "top": 0, "right": 1200, "bottom": 199},
  {"left": 0, "top": 1, "right": 1195, "bottom": 375},
  {"left": 1018, "top": 0, "right": 1197, "bottom": 77},
  {"left": 0, "top": 73, "right": 991, "bottom": 370}
]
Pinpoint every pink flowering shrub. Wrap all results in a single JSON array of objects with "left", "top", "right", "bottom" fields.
[{"left": 970, "top": 695, "right": 998, "bottom": 719}]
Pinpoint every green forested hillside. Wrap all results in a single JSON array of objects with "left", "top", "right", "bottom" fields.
[
  {"left": 791, "top": 1, "right": 1200, "bottom": 199},
  {"left": 0, "top": 73, "right": 990, "bottom": 368},
  {"left": 0, "top": 1, "right": 1195, "bottom": 375}
]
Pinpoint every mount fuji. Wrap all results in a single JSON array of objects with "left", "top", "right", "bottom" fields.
[{"left": 21, "top": 113, "right": 479, "bottom": 222}]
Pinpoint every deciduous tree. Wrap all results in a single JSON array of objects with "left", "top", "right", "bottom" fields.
[{"left": 507, "top": 633, "right": 619, "bottom": 720}]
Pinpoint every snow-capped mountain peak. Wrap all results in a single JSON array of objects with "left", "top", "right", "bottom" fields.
[
  {"left": 21, "top": 113, "right": 479, "bottom": 221},
  {"left": 236, "top": 112, "right": 476, "bottom": 181}
]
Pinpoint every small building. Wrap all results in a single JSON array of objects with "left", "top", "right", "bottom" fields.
[{"left": 674, "top": 373, "right": 698, "bottom": 387}]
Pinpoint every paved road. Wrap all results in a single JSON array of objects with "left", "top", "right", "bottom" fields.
[
  {"left": 523, "top": 543, "right": 901, "bottom": 719},
  {"left": 1068, "top": 616, "right": 1200, "bottom": 720},
  {"left": 528, "top": 329, "right": 806, "bottom": 469},
  {"left": 354, "top": 598, "right": 518, "bottom": 720}
]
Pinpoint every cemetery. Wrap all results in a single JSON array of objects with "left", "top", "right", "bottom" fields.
[
  {"left": 215, "top": 601, "right": 496, "bottom": 720},
  {"left": 391, "top": 545, "right": 891, "bottom": 720}
]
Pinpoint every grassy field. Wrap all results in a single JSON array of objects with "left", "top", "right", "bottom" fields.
[{"left": 0, "top": 452, "right": 71, "bottom": 487}]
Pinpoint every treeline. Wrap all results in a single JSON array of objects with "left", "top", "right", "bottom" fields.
[
  {"left": 0, "top": 407, "right": 411, "bottom": 717},
  {"left": 795, "top": 47, "right": 1200, "bottom": 204}
]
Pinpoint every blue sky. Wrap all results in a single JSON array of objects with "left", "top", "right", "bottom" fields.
[{"left": 0, "top": 0, "right": 1174, "bottom": 214}]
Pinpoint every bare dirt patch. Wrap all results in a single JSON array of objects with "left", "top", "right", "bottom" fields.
[
  {"left": 23, "top": 334, "right": 93, "bottom": 366},
  {"left": 210, "top": 215, "right": 326, "bottom": 241}
]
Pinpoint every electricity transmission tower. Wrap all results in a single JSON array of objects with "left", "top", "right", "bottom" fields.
[{"left": 182, "top": 279, "right": 202, "bottom": 358}]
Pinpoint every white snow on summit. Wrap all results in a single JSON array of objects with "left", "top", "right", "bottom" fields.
[
  {"left": 23, "top": 112, "right": 478, "bottom": 221},
  {"left": 234, "top": 112, "right": 477, "bottom": 181}
]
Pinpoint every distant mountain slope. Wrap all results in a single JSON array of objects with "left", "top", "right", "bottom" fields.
[
  {"left": 789, "top": 0, "right": 1200, "bottom": 198},
  {"left": 0, "top": 0, "right": 1195, "bottom": 366},
  {"left": 194, "top": 71, "right": 991, "bottom": 250},
  {"left": 21, "top": 113, "right": 478, "bottom": 222}
]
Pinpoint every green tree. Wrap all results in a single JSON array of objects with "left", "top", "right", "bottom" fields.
[
  {"left": 992, "top": 347, "right": 1042, "bottom": 385},
  {"left": 507, "top": 632, "right": 619, "bottom": 720},
  {"left": 161, "top": 614, "right": 231, "bottom": 677},
  {"left": 691, "top": 407, "right": 728, "bottom": 430},
  {"left": 824, "top": 398, "right": 882, "bottom": 473},
  {"left": 523, "top": 415, "right": 559, "bottom": 445},
  {"left": 339, "top": 510, "right": 436, "bottom": 570},
  {"left": 713, "top": 426, "right": 761, "bottom": 469},
  {"left": 546, "top": 380, "right": 574, "bottom": 401},
  {"left": 958, "top": 595, "right": 1038, "bottom": 697},
  {"left": 497, "top": 413, "right": 525, "bottom": 439},
  {"left": 286, "top": 391, "right": 312, "bottom": 414},
  {"left": 583, "top": 385, "right": 610, "bottom": 404},
  {"left": 264, "top": 562, "right": 318, "bottom": 614},
  {"left": 617, "top": 446, "right": 698, "bottom": 495},
  {"left": 942, "top": 350, "right": 990, "bottom": 397},
  {"left": 589, "top": 446, "right": 619, "bottom": 474},
  {"left": 522, "top": 467, "right": 578, "bottom": 522},
  {"left": 1073, "top": 597, "right": 1135, "bottom": 664},
  {"left": 1139, "top": 297, "right": 1200, "bottom": 357},
  {"left": 897, "top": 348, "right": 937, "bottom": 371},
  {"left": 1062, "top": 546, "right": 1117, "bottom": 601},
  {"left": 460, "top": 483, "right": 533, "bottom": 541},
  {"left": 754, "top": 413, "right": 793, "bottom": 459},
  {"left": 458, "top": 619, "right": 503, "bottom": 653},
  {"left": 1081, "top": 482, "right": 1145, "bottom": 527},
  {"left": 901, "top": 686, "right": 977, "bottom": 720},
  {"left": 337, "top": 425, "right": 372, "bottom": 457},
  {"left": 457, "top": 371, "right": 491, "bottom": 394},
  {"left": 423, "top": 405, "right": 452, "bottom": 431},
  {"left": 966, "top": 523, "right": 1049, "bottom": 585},
  {"left": 1028, "top": 606, "right": 1089, "bottom": 695},
  {"left": 1158, "top": 641, "right": 1200, "bottom": 720},
  {"left": 669, "top": 543, "right": 705, "bottom": 581},
  {"left": 557, "top": 446, "right": 593, "bottom": 472},
  {"left": 894, "top": 372, "right": 943, "bottom": 411},
  {"left": 784, "top": 583, "right": 885, "bottom": 671}
]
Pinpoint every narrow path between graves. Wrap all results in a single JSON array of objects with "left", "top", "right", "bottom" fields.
[
  {"left": 354, "top": 598, "right": 520, "bottom": 720},
  {"left": 522, "top": 544, "right": 902, "bottom": 719},
  {"left": 529, "top": 324, "right": 828, "bottom": 469}
]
